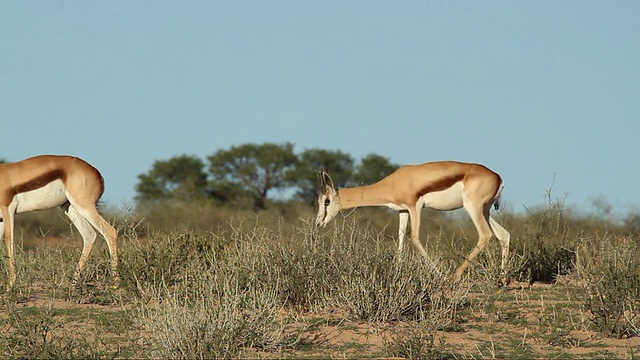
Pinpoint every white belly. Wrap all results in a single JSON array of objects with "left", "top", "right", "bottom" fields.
[
  {"left": 421, "top": 181, "right": 464, "bottom": 211},
  {"left": 14, "top": 180, "right": 68, "bottom": 214}
]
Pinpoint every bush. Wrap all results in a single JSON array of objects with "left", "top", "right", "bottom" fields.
[
  {"left": 329, "top": 220, "right": 459, "bottom": 323},
  {"left": 118, "top": 230, "right": 223, "bottom": 298},
  {"left": 128, "top": 216, "right": 463, "bottom": 357},
  {"left": 506, "top": 193, "right": 577, "bottom": 283},
  {"left": 383, "top": 318, "right": 451, "bottom": 360},
  {"left": 236, "top": 219, "right": 335, "bottom": 311},
  {"left": 575, "top": 235, "right": 640, "bottom": 338},
  {"left": 0, "top": 302, "right": 119, "bottom": 359},
  {"left": 137, "top": 278, "right": 284, "bottom": 359}
]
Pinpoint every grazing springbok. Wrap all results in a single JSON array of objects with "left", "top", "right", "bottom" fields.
[
  {"left": 0, "top": 155, "right": 118, "bottom": 289},
  {"left": 315, "top": 161, "right": 510, "bottom": 281}
]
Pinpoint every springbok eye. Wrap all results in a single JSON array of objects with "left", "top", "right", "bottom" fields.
[{"left": 324, "top": 198, "right": 331, "bottom": 207}]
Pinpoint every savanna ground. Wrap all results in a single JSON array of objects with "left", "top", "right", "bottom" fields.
[{"left": 1, "top": 196, "right": 640, "bottom": 359}]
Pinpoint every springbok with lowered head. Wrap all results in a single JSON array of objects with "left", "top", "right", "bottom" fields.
[
  {"left": 315, "top": 160, "right": 510, "bottom": 281},
  {"left": 0, "top": 155, "right": 118, "bottom": 289}
]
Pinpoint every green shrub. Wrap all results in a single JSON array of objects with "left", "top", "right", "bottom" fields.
[
  {"left": 118, "top": 230, "right": 224, "bottom": 298},
  {"left": 575, "top": 235, "right": 640, "bottom": 338},
  {"left": 0, "top": 302, "right": 120, "bottom": 359},
  {"left": 507, "top": 193, "right": 577, "bottom": 283}
]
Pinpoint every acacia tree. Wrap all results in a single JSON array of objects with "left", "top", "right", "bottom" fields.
[
  {"left": 133, "top": 145, "right": 400, "bottom": 209},
  {"left": 287, "top": 148, "right": 354, "bottom": 204},
  {"left": 135, "top": 154, "right": 208, "bottom": 202},
  {"left": 207, "top": 142, "right": 298, "bottom": 210}
]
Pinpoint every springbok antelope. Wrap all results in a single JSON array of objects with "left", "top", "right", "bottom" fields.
[
  {"left": 315, "top": 161, "right": 510, "bottom": 282},
  {"left": 0, "top": 155, "right": 118, "bottom": 289}
]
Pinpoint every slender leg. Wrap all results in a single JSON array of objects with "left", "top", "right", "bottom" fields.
[
  {"left": 408, "top": 207, "right": 429, "bottom": 259},
  {"left": 1, "top": 206, "right": 16, "bottom": 289},
  {"left": 74, "top": 205, "right": 119, "bottom": 286},
  {"left": 454, "top": 203, "right": 494, "bottom": 281},
  {"left": 397, "top": 211, "right": 409, "bottom": 253},
  {"left": 489, "top": 216, "right": 511, "bottom": 282},
  {"left": 65, "top": 205, "right": 97, "bottom": 285}
]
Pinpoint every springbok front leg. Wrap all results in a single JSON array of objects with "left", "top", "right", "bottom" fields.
[
  {"left": 1, "top": 206, "right": 16, "bottom": 289},
  {"left": 397, "top": 211, "right": 409, "bottom": 253}
]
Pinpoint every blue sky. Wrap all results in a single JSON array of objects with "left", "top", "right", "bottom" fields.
[{"left": 2, "top": 1, "right": 639, "bottom": 216}]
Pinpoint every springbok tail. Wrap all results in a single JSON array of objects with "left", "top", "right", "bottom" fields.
[{"left": 493, "top": 183, "right": 505, "bottom": 211}]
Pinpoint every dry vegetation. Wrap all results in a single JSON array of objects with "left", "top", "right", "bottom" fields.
[{"left": 1, "top": 196, "right": 640, "bottom": 359}]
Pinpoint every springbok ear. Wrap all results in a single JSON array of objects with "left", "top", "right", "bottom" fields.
[
  {"left": 322, "top": 171, "right": 335, "bottom": 190},
  {"left": 319, "top": 171, "right": 335, "bottom": 191}
]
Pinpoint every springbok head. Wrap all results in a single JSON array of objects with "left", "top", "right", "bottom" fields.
[{"left": 315, "top": 171, "right": 341, "bottom": 228}]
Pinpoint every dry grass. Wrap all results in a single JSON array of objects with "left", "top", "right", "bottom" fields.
[{"left": 1, "top": 199, "right": 639, "bottom": 359}]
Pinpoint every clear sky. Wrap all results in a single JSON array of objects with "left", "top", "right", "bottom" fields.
[{"left": 2, "top": 1, "right": 639, "bottom": 216}]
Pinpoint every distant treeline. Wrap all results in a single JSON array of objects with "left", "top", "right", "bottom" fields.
[{"left": 134, "top": 142, "right": 399, "bottom": 209}]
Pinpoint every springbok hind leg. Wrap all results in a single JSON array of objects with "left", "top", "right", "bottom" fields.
[
  {"left": 64, "top": 205, "right": 97, "bottom": 285},
  {"left": 489, "top": 216, "right": 511, "bottom": 285},
  {"left": 454, "top": 204, "right": 494, "bottom": 281},
  {"left": 65, "top": 204, "right": 119, "bottom": 287},
  {"left": 82, "top": 208, "right": 119, "bottom": 287}
]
